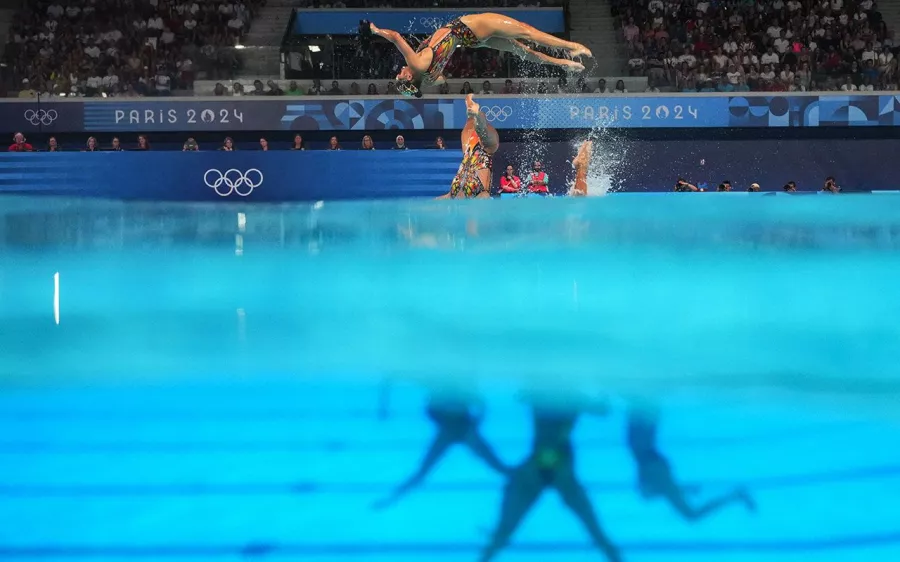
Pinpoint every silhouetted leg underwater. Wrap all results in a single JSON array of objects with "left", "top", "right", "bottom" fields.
[
  {"left": 554, "top": 461, "right": 622, "bottom": 562},
  {"left": 465, "top": 430, "right": 511, "bottom": 475},
  {"left": 478, "top": 462, "right": 545, "bottom": 562},
  {"left": 371, "top": 428, "right": 456, "bottom": 510}
]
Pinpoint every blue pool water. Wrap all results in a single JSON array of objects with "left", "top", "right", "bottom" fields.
[{"left": 1, "top": 193, "right": 900, "bottom": 561}]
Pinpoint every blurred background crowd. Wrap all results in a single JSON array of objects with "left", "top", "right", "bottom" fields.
[{"left": 0, "top": 0, "right": 896, "bottom": 96}]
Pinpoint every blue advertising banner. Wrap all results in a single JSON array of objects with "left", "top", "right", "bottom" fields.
[
  {"left": 2, "top": 94, "right": 899, "bottom": 134},
  {"left": 0, "top": 151, "right": 461, "bottom": 201},
  {"left": 292, "top": 8, "right": 565, "bottom": 35}
]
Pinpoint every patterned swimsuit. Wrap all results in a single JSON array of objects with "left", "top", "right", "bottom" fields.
[
  {"left": 450, "top": 137, "right": 493, "bottom": 198},
  {"left": 418, "top": 18, "right": 481, "bottom": 83}
]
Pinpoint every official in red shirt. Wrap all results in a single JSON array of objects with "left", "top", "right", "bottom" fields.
[
  {"left": 525, "top": 161, "right": 549, "bottom": 194},
  {"left": 499, "top": 165, "right": 522, "bottom": 193},
  {"left": 8, "top": 132, "right": 33, "bottom": 152}
]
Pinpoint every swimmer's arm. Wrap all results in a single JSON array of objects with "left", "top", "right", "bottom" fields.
[
  {"left": 371, "top": 24, "right": 422, "bottom": 68},
  {"left": 436, "top": 192, "right": 451, "bottom": 199},
  {"left": 433, "top": 74, "right": 447, "bottom": 85},
  {"left": 470, "top": 110, "right": 499, "bottom": 152}
]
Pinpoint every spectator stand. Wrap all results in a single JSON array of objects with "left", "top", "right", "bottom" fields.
[
  {"left": 1, "top": 0, "right": 266, "bottom": 97},
  {"left": 193, "top": 76, "right": 650, "bottom": 95},
  {"left": 611, "top": 0, "right": 899, "bottom": 92}
]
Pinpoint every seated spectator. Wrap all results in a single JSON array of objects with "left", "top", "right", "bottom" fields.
[
  {"left": 434, "top": 136, "right": 446, "bottom": 150},
  {"left": 361, "top": 135, "right": 375, "bottom": 150},
  {"left": 328, "top": 136, "right": 341, "bottom": 151},
  {"left": 393, "top": 135, "right": 407, "bottom": 150}
]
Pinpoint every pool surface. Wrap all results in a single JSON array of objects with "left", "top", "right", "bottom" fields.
[{"left": 1, "top": 194, "right": 899, "bottom": 561}]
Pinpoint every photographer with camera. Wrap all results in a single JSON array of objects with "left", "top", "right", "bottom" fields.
[
  {"left": 822, "top": 176, "right": 841, "bottom": 194},
  {"left": 674, "top": 178, "right": 702, "bottom": 192}
]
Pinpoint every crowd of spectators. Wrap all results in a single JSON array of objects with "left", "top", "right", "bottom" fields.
[
  {"left": 614, "top": 0, "right": 899, "bottom": 92},
  {"left": 1, "top": 0, "right": 264, "bottom": 97},
  {"left": 211, "top": 75, "right": 625, "bottom": 96}
]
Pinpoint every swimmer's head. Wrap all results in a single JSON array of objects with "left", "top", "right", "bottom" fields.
[{"left": 396, "top": 67, "right": 423, "bottom": 98}]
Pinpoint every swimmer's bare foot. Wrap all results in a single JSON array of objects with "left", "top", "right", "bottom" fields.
[
  {"left": 563, "top": 59, "right": 585, "bottom": 72},
  {"left": 572, "top": 140, "right": 593, "bottom": 171},
  {"left": 465, "top": 93, "right": 480, "bottom": 118},
  {"left": 569, "top": 44, "right": 592, "bottom": 58}
]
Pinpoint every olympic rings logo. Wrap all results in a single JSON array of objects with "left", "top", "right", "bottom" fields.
[
  {"left": 203, "top": 168, "right": 264, "bottom": 197},
  {"left": 418, "top": 17, "right": 442, "bottom": 28},
  {"left": 481, "top": 106, "right": 513, "bottom": 122},
  {"left": 24, "top": 109, "right": 58, "bottom": 126}
]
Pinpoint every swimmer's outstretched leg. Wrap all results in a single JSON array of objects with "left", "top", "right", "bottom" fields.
[
  {"left": 662, "top": 483, "right": 756, "bottom": 522},
  {"left": 555, "top": 464, "right": 623, "bottom": 562},
  {"left": 464, "top": 430, "right": 511, "bottom": 475},
  {"left": 478, "top": 465, "right": 544, "bottom": 562},
  {"left": 463, "top": 13, "right": 592, "bottom": 58},
  {"left": 570, "top": 140, "right": 593, "bottom": 197},
  {"left": 481, "top": 38, "right": 585, "bottom": 72},
  {"left": 371, "top": 429, "right": 456, "bottom": 510}
]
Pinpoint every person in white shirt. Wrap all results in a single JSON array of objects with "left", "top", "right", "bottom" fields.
[
  {"left": 86, "top": 73, "right": 102, "bottom": 92},
  {"left": 728, "top": 13, "right": 742, "bottom": 27},
  {"left": 760, "top": 64, "right": 776, "bottom": 83},
  {"left": 773, "top": 32, "right": 790, "bottom": 54},
  {"left": 772, "top": 0, "right": 784, "bottom": 10},
  {"left": 678, "top": 51, "right": 697, "bottom": 67},
  {"left": 787, "top": 0, "right": 801, "bottom": 11},
  {"left": 155, "top": 72, "right": 172, "bottom": 95},
  {"left": 147, "top": 16, "right": 164, "bottom": 32},
  {"left": 861, "top": 43, "right": 876, "bottom": 63},
  {"left": 779, "top": 65, "right": 794, "bottom": 84},
  {"left": 840, "top": 76, "right": 858, "bottom": 91},
  {"left": 47, "top": 3, "right": 63, "bottom": 18},
  {"left": 877, "top": 47, "right": 894, "bottom": 69},
  {"left": 227, "top": 17, "right": 244, "bottom": 34},
  {"left": 860, "top": 0, "right": 873, "bottom": 9},
  {"left": 723, "top": 38, "right": 738, "bottom": 54},
  {"left": 593, "top": 78, "right": 609, "bottom": 93},
  {"left": 480, "top": 80, "right": 494, "bottom": 94},
  {"left": 84, "top": 44, "right": 101, "bottom": 58},
  {"left": 696, "top": 0, "right": 710, "bottom": 12},
  {"left": 761, "top": 47, "right": 780, "bottom": 65},
  {"left": 726, "top": 64, "right": 741, "bottom": 85},
  {"left": 712, "top": 48, "right": 729, "bottom": 69},
  {"left": 184, "top": 17, "right": 197, "bottom": 31},
  {"left": 65, "top": 6, "right": 80, "bottom": 18},
  {"left": 830, "top": 0, "right": 843, "bottom": 10},
  {"left": 160, "top": 27, "right": 175, "bottom": 44},
  {"left": 101, "top": 70, "right": 119, "bottom": 90},
  {"left": 766, "top": 23, "right": 782, "bottom": 39},
  {"left": 648, "top": 0, "right": 663, "bottom": 12}
]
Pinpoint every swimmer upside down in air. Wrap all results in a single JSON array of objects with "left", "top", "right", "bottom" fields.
[
  {"left": 439, "top": 94, "right": 498, "bottom": 199},
  {"left": 364, "top": 13, "right": 591, "bottom": 97}
]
